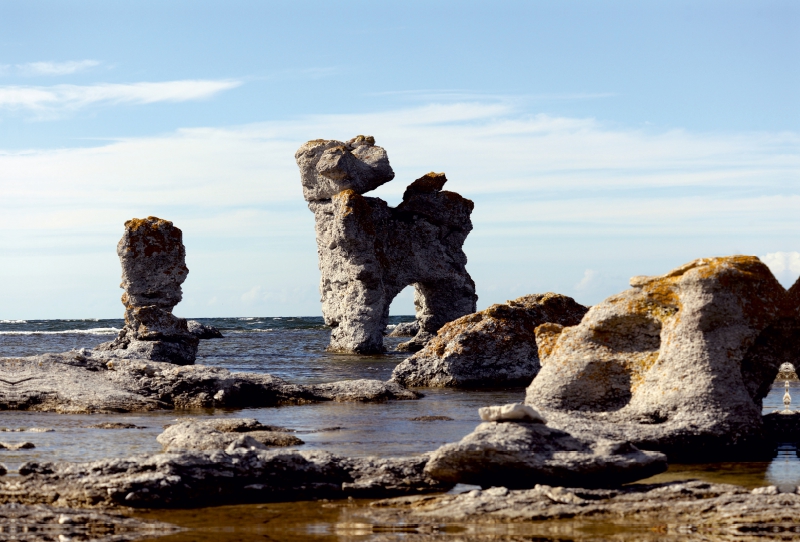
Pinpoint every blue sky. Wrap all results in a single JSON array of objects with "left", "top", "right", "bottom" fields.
[{"left": 0, "top": 1, "right": 798, "bottom": 318}]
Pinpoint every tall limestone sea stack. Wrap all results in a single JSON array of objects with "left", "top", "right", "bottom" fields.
[
  {"left": 95, "top": 216, "right": 199, "bottom": 365},
  {"left": 296, "top": 135, "right": 477, "bottom": 354}
]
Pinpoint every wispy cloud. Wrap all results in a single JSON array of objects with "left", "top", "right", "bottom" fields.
[
  {"left": 0, "top": 101, "right": 798, "bottom": 316},
  {"left": 0, "top": 79, "right": 242, "bottom": 115},
  {"left": 761, "top": 252, "right": 800, "bottom": 288},
  {"left": 0, "top": 60, "right": 101, "bottom": 76}
]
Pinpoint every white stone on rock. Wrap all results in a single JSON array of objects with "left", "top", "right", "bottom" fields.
[{"left": 478, "top": 403, "right": 545, "bottom": 423}]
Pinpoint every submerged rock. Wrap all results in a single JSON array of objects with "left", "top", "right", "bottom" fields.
[
  {"left": 158, "top": 418, "right": 303, "bottom": 451},
  {"left": 0, "top": 352, "right": 420, "bottom": 413},
  {"left": 526, "top": 256, "right": 798, "bottom": 459},
  {"left": 296, "top": 137, "right": 477, "bottom": 354},
  {"left": 424, "top": 418, "right": 666, "bottom": 488},
  {"left": 187, "top": 320, "right": 224, "bottom": 339},
  {"left": 392, "top": 293, "right": 587, "bottom": 387},
  {"left": 95, "top": 217, "right": 199, "bottom": 365},
  {"left": 10, "top": 449, "right": 448, "bottom": 507}
]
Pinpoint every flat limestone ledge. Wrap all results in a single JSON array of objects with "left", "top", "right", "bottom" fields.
[
  {"left": 0, "top": 502, "right": 179, "bottom": 541},
  {"left": 366, "top": 481, "right": 800, "bottom": 527},
  {"left": 0, "top": 352, "right": 419, "bottom": 413},
  {"left": 5, "top": 448, "right": 448, "bottom": 508}
]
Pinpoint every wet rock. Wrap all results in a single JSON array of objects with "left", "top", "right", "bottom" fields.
[
  {"left": 0, "top": 464, "right": 6, "bottom": 476},
  {"left": 366, "top": 480, "right": 800, "bottom": 527},
  {"left": 187, "top": 320, "right": 224, "bottom": 339},
  {"left": 86, "top": 422, "right": 143, "bottom": 429},
  {"left": 526, "top": 256, "right": 796, "bottom": 460},
  {"left": 387, "top": 321, "right": 419, "bottom": 337},
  {"left": 0, "top": 352, "right": 420, "bottom": 413},
  {"left": 296, "top": 137, "right": 477, "bottom": 354},
  {"left": 424, "top": 419, "right": 667, "bottom": 488},
  {"left": 0, "top": 442, "right": 35, "bottom": 450},
  {"left": 410, "top": 416, "right": 453, "bottom": 421},
  {"left": 157, "top": 418, "right": 303, "bottom": 451},
  {"left": 95, "top": 217, "right": 199, "bottom": 365},
  {"left": 0, "top": 503, "right": 178, "bottom": 541},
  {"left": 392, "top": 293, "right": 587, "bottom": 387},
  {"left": 10, "top": 449, "right": 448, "bottom": 508}
]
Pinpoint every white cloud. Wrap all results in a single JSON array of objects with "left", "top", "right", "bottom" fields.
[
  {"left": 761, "top": 252, "right": 800, "bottom": 288},
  {"left": 20, "top": 60, "right": 101, "bottom": 76},
  {"left": 0, "top": 102, "right": 798, "bottom": 317},
  {"left": 0, "top": 79, "right": 242, "bottom": 114}
]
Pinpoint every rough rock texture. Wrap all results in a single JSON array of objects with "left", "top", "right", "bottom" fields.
[
  {"left": 6, "top": 449, "right": 448, "bottom": 508},
  {"left": 392, "top": 293, "right": 588, "bottom": 387},
  {"left": 296, "top": 136, "right": 477, "bottom": 354},
  {"left": 479, "top": 403, "right": 545, "bottom": 422},
  {"left": 526, "top": 256, "right": 799, "bottom": 459},
  {"left": 387, "top": 321, "right": 419, "bottom": 337},
  {"left": 0, "top": 503, "right": 178, "bottom": 541},
  {"left": 424, "top": 420, "right": 667, "bottom": 488},
  {"left": 366, "top": 480, "right": 800, "bottom": 530},
  {"left": 95, "top": 217, "right": 199, "bottom": 365},
  {"left": 187, "top": 320, "right": 224, "bottom": 339},
  {"left": 157, "top": 418, "right": 303, "bottom": 451},
  {"left": 0, "top": 351, "right": 419, "bottom": 413}
]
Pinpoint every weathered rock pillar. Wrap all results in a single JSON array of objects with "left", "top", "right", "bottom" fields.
[
  {"left": 295, "top": 136, "right": 477, "bottom": 354},
  {"left": 95, "top": 216, "right": 198, "bottom": 364}
]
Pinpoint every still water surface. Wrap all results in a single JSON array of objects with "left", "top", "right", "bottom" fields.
[{"left": 1, "top": 317, "right": 799, "bottom": 540}]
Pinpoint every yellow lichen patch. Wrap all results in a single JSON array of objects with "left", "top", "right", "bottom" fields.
[
  {"left": 535, "top": 323, "right": 564, "bottom": 364},
  {"left": 624, "top": 350, "right": 660, "bottom": 394}
]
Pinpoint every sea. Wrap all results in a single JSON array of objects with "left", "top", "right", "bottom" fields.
[{"left": 0, "top": 317, "right": 798, "bottom": 541}]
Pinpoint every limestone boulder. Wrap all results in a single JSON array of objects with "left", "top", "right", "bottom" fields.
[
  {"left": 187, "top": 320, "right": 224, "bottom": 339},
  {"left": 387, "top": 321, "right": 419, "bottom": 337},
  {"left": 157, "top": 418, "right": 303, "bottom": 451},
  {"left": 526, "top": 256, "right": 796, "bottom": 459},
  {"left": 424, "top": 418, "right": 666, "bottom": 489},
  {"left": 392, "top": 293, "right": 587, "bottom": 387},
  {"left": 95, "top": 217, "right": 198, "bottom": 365}
]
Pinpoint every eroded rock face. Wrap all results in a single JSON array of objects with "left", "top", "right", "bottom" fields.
[
  {"left": 95, "top": 217, "right": 198, "bottom": 364},
  {"left": 10, "top": 449, "right": 448, "bottom": 507},
  {"left": 526, "top": 256, "right": 798, "bottom": 459},
  {"left": 392, "top": 293, "right": 587, "bottom": 387},
  {"left": 424, "top": 419, "right": 666, "bottom": 489},
  {"left": 187, "top": 320, "right": 224, "bottom": 339},
  {"left": 296, "top": 136, "right": 477, "bottom": 354},
  {"left": 0, "top": 352, "right": 419, "bottom": 413},
  {"left": 157, "top": 418, "right": 303, "bottom": 451}
]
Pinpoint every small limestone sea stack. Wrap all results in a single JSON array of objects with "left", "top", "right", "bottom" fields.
[
  {"left": 526, "top": 255, "right": 800, "bottom": 459},
  {"left": 95, "top": 217, "right": 199, "bottom": 365},
  {"left": 296, "top": 136, "right": 477, "bottom": 354}
]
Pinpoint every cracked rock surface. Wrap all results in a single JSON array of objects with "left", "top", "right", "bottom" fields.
[
  {"left": 392, "top": 293, "right": 588, "bottom": 388},
  {"left": 366, "top": 480, "right": 800, "bottom": 529},
  {"left": 95, "top": 217, "right": 199, "bottom": 365},
  {"left": 526, "top": 256, "right": 800, "bottom": 460},
  {"left": 0, "top": 352, "right": 419, "bottom": 413},
  {"left": 7, "top": 449, "right": 448, "bottom": 508},
  {"left": 296, "top": 136, "right": 477, "bottom": 354}
]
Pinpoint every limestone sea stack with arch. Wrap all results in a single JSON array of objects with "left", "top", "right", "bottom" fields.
[{"left": 295, "top": 135, "right": 477, "bottom": 354}]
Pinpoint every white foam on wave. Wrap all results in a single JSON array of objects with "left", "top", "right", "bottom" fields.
[
  {"left": 0, "top": 320, "right": 28, "bottom": 324},
  {"left": 228, "top": 328, "right": 274, "bottom": 333},
  {"left": 0, "top": 327, "right": 120, "bottom": 336}
]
